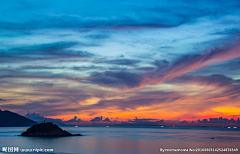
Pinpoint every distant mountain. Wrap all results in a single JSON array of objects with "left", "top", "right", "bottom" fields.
[{"left": 0, "top": 110, "right": 37, "bottom": 127}]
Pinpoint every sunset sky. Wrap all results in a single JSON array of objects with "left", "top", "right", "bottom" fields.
[{"left": 0, "top": 0, "right": 240, "bottom": 122}]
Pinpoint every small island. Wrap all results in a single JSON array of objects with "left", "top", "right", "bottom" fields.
[{"left": 20, "top": 122, "right": 82, "bottom": 137}]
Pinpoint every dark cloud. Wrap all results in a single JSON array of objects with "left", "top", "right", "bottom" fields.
[
  {"left": 94, "top": 59, "right": 140, "bottom": 66},
  {"left": 70, "top": 117, "right": 164, "bottom": 126},
  {"left": 103, "top": 117, "right": 110, "bottom": 122},
  {"left": 119, "top": 117, "right": 165, "bottom": 126},
  {"left": 85, "top": 34, "right": 109, "bottom": 39},
  {"left": 31, "top": 81, "right": 54, "bottom": 87},
  {"left": 135, "top": 67, "right": 155, "bottom": 71},
  {"left": 84, "top": 71, "right": 142, "bottom": 88},
  {"left": 64, "top": 116, "right": 82, "bottom": 123},
  {"left": 169, "top": 74, "right": 234, "bottom": 87},
  {"left": 25, "top": 112, "right": 65, "bottom": 125},
  {"left": 0, "top": 17, "right": 172, "bottom": 31},
  {"left": 129, "top": 117, "right": 158, "bottom": 122},
  {"left": 90, "top": 116, "right": 110, "bottom": 122},
  {"left": 71, "top": 65, "right": 103, "bottom": 71},
  {"left": 153, "top": 60, "right": 169, "bottom": 70},
  {"left": 210, "top": 28, "right": 240, "bottom": 35},
  {"left": 198, "top": 117, "right": 240, "bottom": 124},
  {"left": 0, "top": 42, "right": 94, "bottom": 63},
  {"left": 90, "top": 116, "right": 102, "bottom": 122}
]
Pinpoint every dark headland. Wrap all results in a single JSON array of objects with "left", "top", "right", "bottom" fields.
[
  {"left": 0, "top": 109, "right": 37, "bottom": 127},
  {"left": 20, "top": 122, "right": 82, "bottom": 137}
]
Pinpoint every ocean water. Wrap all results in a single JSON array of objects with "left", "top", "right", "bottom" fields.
[{"left": 0, "top": 126, "right": 239, "bottom": 154}]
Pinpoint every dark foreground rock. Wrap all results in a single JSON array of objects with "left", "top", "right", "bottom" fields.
[{"left": 20, "top": 122, "right": 82, "bottom": 137}]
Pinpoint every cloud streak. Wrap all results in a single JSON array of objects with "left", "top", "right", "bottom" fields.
[
  {"left": 126, "top": 44, "right": 240, "bottom": 91},
  {"left": 83, "top": 44, "right": 240, "bottom": 91}
]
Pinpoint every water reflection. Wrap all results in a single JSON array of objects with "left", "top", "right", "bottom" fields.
[{"left": 0, "top": 127, "right": 239, "bottom": 154}]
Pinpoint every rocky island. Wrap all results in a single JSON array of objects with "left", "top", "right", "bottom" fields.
[{"left": 20, "top": 122, "right": 82, "bottom": 137}]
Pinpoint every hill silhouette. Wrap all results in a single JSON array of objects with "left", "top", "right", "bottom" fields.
[
  {"left": 0, "top": 109, "right": 37, "bottom": 127},
  {"left": 21, "top": 122, "right": 82, "bottom": 137}
]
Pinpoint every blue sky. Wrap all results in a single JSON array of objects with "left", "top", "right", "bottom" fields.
[{"left": 0, "top": 0, "right": 240, "bottom": 122}]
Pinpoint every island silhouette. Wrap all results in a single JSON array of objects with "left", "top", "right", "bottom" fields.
[{"left": 20, "top": 122, "right": 82, "bottom": 137}]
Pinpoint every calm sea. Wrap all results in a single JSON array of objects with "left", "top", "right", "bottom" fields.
[{"left": 0, "top": 126, "right": 239, "bottom": 154}]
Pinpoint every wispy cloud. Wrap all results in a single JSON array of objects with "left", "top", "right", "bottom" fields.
[{"left": 83, "top": 44, "right": 240, "bottom": 91}]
